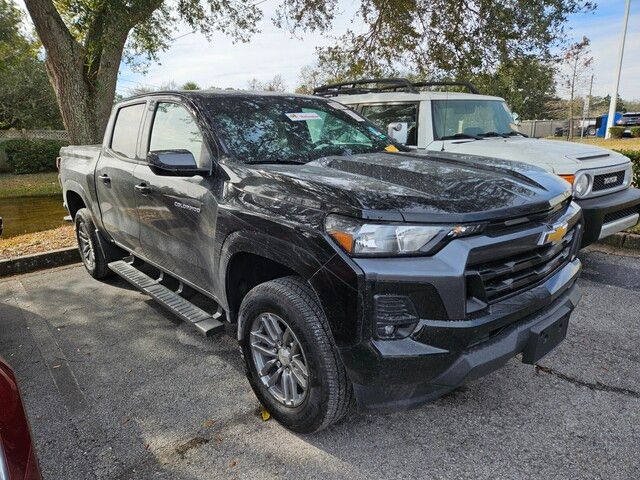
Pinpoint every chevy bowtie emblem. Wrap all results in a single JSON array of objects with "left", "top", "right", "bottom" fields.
[{"left": 538, "top": 222, "right": 568, "bottom": 245}]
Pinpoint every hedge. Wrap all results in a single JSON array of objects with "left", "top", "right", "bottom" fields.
[
  {"left": 614, "top": 149, "right": 640, "bottom": 187},
  {"left": 2, "top": 139, "right": 68, "bottom": 174},
  {"left": 630, "top": 127, "right": 640, "bottom": 138},
  {"left": 608, "top": 127, "right": 625, "bottom": 139}
]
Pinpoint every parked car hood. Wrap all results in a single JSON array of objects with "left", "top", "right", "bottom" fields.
[
  {"left": 431, "top": 136, "right": 630, "bottom": 174},
  {"left": 230, "top": 151, "right": 571, "bottom": 224}
]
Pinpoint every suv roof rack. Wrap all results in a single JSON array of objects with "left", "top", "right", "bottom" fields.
[{"left": 313, "top": 78, "right": 479, "bottom": 97}]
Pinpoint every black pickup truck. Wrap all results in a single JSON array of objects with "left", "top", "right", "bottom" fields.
[{"left": 59, "top": 91, "right": 583, "bottom": 432}]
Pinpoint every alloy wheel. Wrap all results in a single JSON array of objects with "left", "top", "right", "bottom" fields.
[
  {"left": 77, "top": 220, "right": 95, "bottom": 270},
  {"left": 249, "top": 312, "right": 309, "bottom": 407}
]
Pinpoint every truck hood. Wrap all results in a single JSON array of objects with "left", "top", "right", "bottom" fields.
[
  {"left": 432, "top": 136, "right": 630, "bottom": 174},
  {"left": 232, "top": 151, "right": 571, "bottom": 224}
]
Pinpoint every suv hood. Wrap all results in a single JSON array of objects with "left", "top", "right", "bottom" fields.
[
  {"left": 432, "top": 136, "right": 630, "bottom": 173},
  {"left": 238, "top": 151, "right": 571, "bottom": 224}
]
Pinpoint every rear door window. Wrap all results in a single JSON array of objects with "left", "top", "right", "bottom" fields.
[
  {"left": 110, "top": 103, "right": 145, "bottom": 158},
  {"left": 360, "top": 103, "right": 419, "bottom": 146}
]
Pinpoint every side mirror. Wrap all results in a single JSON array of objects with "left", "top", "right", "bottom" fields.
[
  {"left": 512, "top": 112, "right": 521, "bottom": 126},
  {"left": 147, "top": 150, "right": 209, "bottom": 176},
  {"left": 387, "top": 122, "right": 409, "bottom": 144}
]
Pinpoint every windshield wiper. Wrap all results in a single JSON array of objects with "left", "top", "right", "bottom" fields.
[
  {"left": 440, "top": 133, "right": 482, "bottom": 140},
  {"left": 507, "top": 130, "right": 528, "bottom": 138},
  {"left": 245, "top": 159, "right": 307, "bottom": 165},
  {"left": 478, "top": 131, "right": 509, "bottom": 138}
]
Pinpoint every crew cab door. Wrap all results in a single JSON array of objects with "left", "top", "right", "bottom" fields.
[
  {"left": 95, "top": 101, "right": 146, "bottom": 252},
  {"left": 133, "top": 99, "right": 219, "bottom": 292}
]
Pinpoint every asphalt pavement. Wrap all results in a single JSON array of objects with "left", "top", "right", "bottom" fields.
[{"left": 0, "top": 245, "right": 639, "bottom": 480}]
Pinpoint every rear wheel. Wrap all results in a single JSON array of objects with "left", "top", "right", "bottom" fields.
[
  {"left": 239, "top": 276, "right": 352, "bottom": 433},
  {"left": 75, "top": 208, "right": 111, "bottom": 279}
]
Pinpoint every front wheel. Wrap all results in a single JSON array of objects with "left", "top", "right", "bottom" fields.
[
  {"left": 75, "top": 208, "right": 111, "bottom": 279},
  {"left": 239, "top": 276, "right": 352, "bottom": 433}
]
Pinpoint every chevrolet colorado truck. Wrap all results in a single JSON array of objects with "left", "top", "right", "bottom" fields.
[
  {"left": 317, "top": 78, "right": 640, "bottom": 247},
  {"left": 59, "top": 90, "right": 583, "bottom": 433}
]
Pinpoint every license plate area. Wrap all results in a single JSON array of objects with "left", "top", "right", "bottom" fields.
[{"left": 522, "top": 311, "right": 570, "bottom": 364}]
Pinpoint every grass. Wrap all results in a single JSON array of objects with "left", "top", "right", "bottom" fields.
[
  {"left": 628, "top": 223, "right": 640, "bottom": 235},
  {"left": 547, "top": 136, "right": 640, "bottom": 152},
  {"left": 0, "top": 172, "right": 61, "bottom": 199},
  {"left": 0, "top": 225, "right": 75, "bottom": 259}
]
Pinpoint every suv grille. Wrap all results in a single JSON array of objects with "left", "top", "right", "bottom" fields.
[
  {"left": 603, "top": 207, "right": 638, "bottom": 224},
  {"left": 467, "top": 226, "right": 577, "bottom": 303},
  {"left": 592, "top": 170, "right": 625, "bottom": 192}
]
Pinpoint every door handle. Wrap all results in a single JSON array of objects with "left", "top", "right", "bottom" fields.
[
  {"left": 98, "top": 174, "right": 111, "bottom": 184},
  {"left": 135, "top": 183, "right": 152, "bottom": 195}
]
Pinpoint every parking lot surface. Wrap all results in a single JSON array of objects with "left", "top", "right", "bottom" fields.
[{"left": 1, "top": 246, "right": 639, "bottom": 480}]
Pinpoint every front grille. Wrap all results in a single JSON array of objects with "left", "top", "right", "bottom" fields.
[
  {"left": 467, "top": 227, "right": 577, "bottom": 304},
  {"left": 592, "top": 170, "right": 625, "bottom": 192},
  {"left": 485, "top": 198, "right": 571, "bottom": 236},
  {"left": 603, "top": 207, "right": 638, "bottom": 224}
]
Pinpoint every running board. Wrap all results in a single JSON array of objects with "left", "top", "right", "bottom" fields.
[{"left": 108, "top": 260, "right": 224, "bottom": 336}]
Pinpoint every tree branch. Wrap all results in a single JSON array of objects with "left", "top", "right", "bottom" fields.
[{"left": 22, "top": 0, "right": 82, "bottom": 68}]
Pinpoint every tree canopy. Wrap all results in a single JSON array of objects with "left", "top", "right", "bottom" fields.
[
  {"left": 21, "top": 0, "right": 596, "bottom": 142},
  {"left": 0, "top": 0, "right": 62, "bottom": 130}
]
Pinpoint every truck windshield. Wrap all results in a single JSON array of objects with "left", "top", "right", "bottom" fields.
[
  {"left": 432, "top": 99, "right": 518, "bottom": 140},
  {"left": 202, "top": 96, "right": 392, "bottom": 164}
]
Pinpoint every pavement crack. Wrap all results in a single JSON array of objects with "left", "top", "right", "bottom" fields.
[{"left": 535, "top": 364, "right": 640, "bottom": 399}]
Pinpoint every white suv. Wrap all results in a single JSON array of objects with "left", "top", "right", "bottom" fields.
[{"left": 317, "top": 78, "right": 640, "bottom": 246}]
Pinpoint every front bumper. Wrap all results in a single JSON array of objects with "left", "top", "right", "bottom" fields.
[
  {"left": 340, "top": 258, "right": 581, "bottom": 411},
  {"left": 577, "top": 187, "right": 640, "bottom": 247}
]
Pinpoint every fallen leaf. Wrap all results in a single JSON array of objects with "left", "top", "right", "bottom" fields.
[
  {"left": 202, "top": 419, "right": 215, "bottom": 428},
  {"left": 229, "top": 459, "right": 237, "bottom": 468},
  {"left": 260, "top": 406, "right": 271, "bottom": 422}
]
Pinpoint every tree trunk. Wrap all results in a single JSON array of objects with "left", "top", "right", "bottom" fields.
[{"left": 23, "top": 0, "right": 128, "bottom": 145}]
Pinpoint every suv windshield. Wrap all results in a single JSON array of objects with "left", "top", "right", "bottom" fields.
[
  {"left": 202, "top": 96, "right": 392, "bottom": 164},
  {"left": 432, "top": 99, "right": 518, "bottom": 140}
]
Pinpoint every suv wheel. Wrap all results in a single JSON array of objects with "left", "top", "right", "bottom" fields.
[
  {"left": 239, "top": 276, "right": 352, "bottom": 433},
  {"left": 75, "top": 208, "right": 111, "bottom": 279}
]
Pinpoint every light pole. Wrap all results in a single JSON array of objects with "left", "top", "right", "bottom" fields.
[{"left": 605, "top": 0, "right": 631, "bottom": 139}]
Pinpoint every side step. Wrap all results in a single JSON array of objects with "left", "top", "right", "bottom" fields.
[{"left": 108, "top": 260, "right": 224, "bottom": 336}]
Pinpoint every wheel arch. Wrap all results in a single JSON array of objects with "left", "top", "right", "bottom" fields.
[{"left": 219, "top": 231, "right": 328, "bottom": 338}]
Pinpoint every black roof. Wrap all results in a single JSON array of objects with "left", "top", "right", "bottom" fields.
[{"left": 121, "top": 89, "right": 319, "bottom": 103}]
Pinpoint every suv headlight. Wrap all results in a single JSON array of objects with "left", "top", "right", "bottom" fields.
[
  {"left": 573, "top": 172, "right": 591, "bottom": 198},
  {"left": 560, "top": 172, "right": 592, "bottom": 199},
  {"left": 325, "top": 214, "right": 484, "bottom": 256}
]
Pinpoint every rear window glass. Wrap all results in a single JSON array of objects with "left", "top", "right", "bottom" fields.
[{"left": 111, "top": 103, "right": 145, "bottom": 158}]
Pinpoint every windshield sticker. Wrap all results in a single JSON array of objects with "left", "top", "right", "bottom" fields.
[
  {"left": 328, "top": 101, "right": 347, "bottom": 110},
  {"left": 343, "top": 110, "right": 365, "bottom": 122},
  {"left": 367, "top": 126, "right": 387, "bottom": 139},
  {"left": 285, "top": 112, "right": 322, "bottom": 121}
]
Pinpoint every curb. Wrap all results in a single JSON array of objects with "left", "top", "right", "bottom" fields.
[
  {"left": 0, "top": 247, "right": 80, "bottom": 278},
  {"left": 596, "top": 232, "right": 640, "bottom": 251}
]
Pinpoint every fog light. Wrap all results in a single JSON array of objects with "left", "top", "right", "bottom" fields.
[{"left": 374, "top": 295, "right": 419, "bottom": 339}]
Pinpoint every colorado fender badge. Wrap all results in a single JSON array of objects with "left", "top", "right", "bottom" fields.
[{"left": 538, "top": 221, "right": 568, "bottom": 246}]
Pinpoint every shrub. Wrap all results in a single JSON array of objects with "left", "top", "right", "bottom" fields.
[
  {"left": 629, "top": 127, "right": 640, "bottom": 138},
  {"left": 3, "top": 139, "right": 68, "bottom": 174},
  {"left": 608, "top": 126, "right": 625, "bottom": 139},
  {"left": 614, "top": 149, "right": 640, "bottom": 187}
]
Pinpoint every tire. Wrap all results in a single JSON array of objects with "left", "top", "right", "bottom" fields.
[
  {"left": 75, "top": 208, "right": 111, "bottom": 279},
  {"left": 239, "top": 276, "right": 352, "bottom": 433}
]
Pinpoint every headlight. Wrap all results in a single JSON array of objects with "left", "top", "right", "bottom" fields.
[
  {"left": 325, "top": 214, "right": 484, "bottom": 256},
  {"left": 573, "top": 172, "right": 591, "bottom": 198},
  {"left": 559, "top": 173, "right": 591, "bottom": 199}
]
